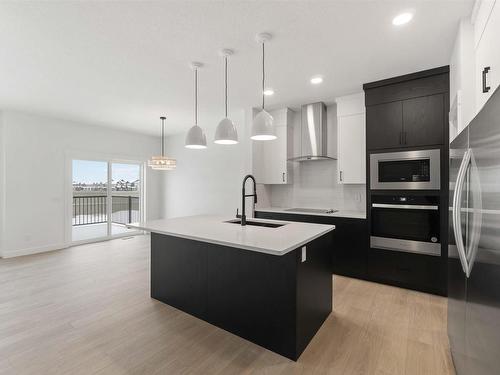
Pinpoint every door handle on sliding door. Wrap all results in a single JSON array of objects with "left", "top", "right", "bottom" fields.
[{"left": 452, "top": 149, "right": 471, "bottom": 276}]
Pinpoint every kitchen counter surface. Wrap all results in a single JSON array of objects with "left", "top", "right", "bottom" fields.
[
  {"left": 256, "top": 207, "right": 366, "bottom": 219},
  {"left": 128, "top": 215, "right": 335, "bottom": 256}
]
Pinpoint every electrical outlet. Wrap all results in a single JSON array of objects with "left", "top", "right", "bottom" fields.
[{"left": 301, "top": 246, "right": 307, "bottom": 262}]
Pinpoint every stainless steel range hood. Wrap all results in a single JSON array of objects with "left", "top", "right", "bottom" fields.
[{"left": 288, "top": 102, "right": 336, "bottom": 161}]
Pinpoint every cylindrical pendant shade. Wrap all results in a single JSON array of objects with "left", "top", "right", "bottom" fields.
[
  {"left": 214, "top": 118, "right": 238, "bottom": 144},
  {"left": 185, "top": 125, "right": 207, "bottom": 149},
  {"left": 251, "top": 109, "right": 276, "bottom": 141},
  {"left": 148, "top": 156, "right": 177, "bottom": 170}
]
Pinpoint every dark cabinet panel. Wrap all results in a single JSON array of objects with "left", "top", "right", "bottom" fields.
[
  {"left": 331, "top": 219, "right": 368, "bottom": 279},
  {"left": 402, "top": 94, "right": 444, "bottom": 147},
  {"left": 366, "top": 101, "right": 403, "bottom": 150}
]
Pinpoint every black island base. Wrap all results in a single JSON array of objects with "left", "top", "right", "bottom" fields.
[{"left": 150, "top": 232, "right": 333, "bottom": 361}]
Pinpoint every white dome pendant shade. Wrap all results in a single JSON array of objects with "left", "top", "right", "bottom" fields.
[
  {"left": 252, "top": 110, "right": 275, "bottom": 140},
  {"left": 251, "top": 33, "right": 276, "bottom": 141},
  {"left": 214, "top": 49, "right": 238, "bottom": 145},
  {"left": 185, "top": 62, "right": 207, "bottom": 149},
  {"left": 214, "top": 118, "right": 238, "bottom": 144},
  {"left": 185, "top": 125, "right": 207, "bottom": 149},
  {"left": 148, "top": 116, "right": 176, "bottom": 170}
]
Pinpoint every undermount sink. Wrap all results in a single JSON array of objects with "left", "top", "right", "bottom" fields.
[{"left": 225, "top": 219, "right": 286, "bottom": 228}]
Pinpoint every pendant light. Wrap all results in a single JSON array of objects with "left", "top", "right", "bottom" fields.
[
  {"left": 148, "top": 116, "right": 176, "bottom": 170},
  {"left": 214, "top": 49, "right": 238, "bottom": 145},
  {"left": 185, "top": 62, "right": 207, "bottom": 149},
  {"left": 251, "top": 33, "right": 276, "bottom": 141}
]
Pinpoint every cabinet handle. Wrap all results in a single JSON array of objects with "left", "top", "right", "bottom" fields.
[
  {"left": 282, "top": 172, "right": 285, "bottom": 182},
  {"left": 483, "top": 67, "right": 491, "bottom": 93},
  {"left": 340, "top": 171, "right": 343, "bottom": 182}
]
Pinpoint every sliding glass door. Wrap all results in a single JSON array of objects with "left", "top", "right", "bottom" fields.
[
  {"left": 71, "top": 159, "right": 143, "bottom": 243},
  {"left": 111, "top": 163, "right": 141, "bottom": 236}
]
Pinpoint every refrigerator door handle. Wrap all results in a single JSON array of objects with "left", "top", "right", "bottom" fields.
[
  {"left": 465, "top": 150, "right": 483, "bottom": 277},
  {"left": 452, "top": 148, "right": 472, "bottom": 276}
]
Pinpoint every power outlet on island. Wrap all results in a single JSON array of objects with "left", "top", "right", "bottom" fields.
[{"left": 301, "top": 246, "right": 307, "bottom": 262}]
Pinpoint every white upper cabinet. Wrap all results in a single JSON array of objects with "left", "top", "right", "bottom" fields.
[
  {"left": 336, "top": 93, "right": 366, "bottom": 184},
  {"left": 252, "top": 108, "right": 293, "bottom": 184},
  {"left": 449, "top": 19, "right": 475, "bottom": 142},
  {"left": 474, "top": 0, "right": 500, "bottom": 112}
]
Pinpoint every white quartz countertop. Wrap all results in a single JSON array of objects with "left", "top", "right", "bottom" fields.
[
  {"left": 256, "top": 207, "right": 366, "bottom": 219},
  {"left": 127, "top": 215, "right": 335, "bottom": 256}
]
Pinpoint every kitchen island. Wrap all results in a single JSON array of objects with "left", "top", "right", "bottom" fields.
[{"left": 128, "top": 215, "right": 335, "bottom": 360}]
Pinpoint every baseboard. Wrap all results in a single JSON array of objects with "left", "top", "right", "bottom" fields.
[{"left": 1, "top": 242, "right": 69, "bottom": 258}]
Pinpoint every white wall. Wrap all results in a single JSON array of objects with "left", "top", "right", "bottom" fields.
[
  {"left": 0, "top": 110, "right": 163, "bottom": 258},
  {"left": 162, "top": 110, "right": 249, "bottom": 218},
  {"left": 259, "top": 105, "right": 366, "bottom": 212}
]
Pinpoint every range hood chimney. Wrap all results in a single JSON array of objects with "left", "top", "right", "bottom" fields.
[{"left": 289, "top": 102, "right": 336, "bottom": 161}]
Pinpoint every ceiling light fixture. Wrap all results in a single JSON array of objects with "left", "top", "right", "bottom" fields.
[
  {"left": 185, "top": 62, "right": 207, "bottom": 149},
  {"left": 310, "top": 76, "right": 323, "bottom": 85},
  {"left": 148, "top": 116, "right": 176, "bottom": 170},
  {"left": 214, "top": 49, "right": 238, "bottom": 145},
  {"left": 392, "top": 12, "right": 413, "bottom": 26},
  {"left": 263, "top": 88, "right": 275, "bottom": 96},
  {"left": 251, "top": 32, "right": 276, "bottom": 141}
]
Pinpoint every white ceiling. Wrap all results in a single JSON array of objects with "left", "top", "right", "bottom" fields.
[{"left": 0, "top": 0, "right": 473, "bottom": 136}]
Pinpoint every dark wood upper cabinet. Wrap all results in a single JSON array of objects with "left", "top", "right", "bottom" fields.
[
  {"left": 364, "top": 67, "right": 449, "bottom": 150},
  {"left": 366, "top": 101, "right": 403, "bottom": 150},
  {"left": 402, "top": 94, "right": 444, "bottom": 147}
]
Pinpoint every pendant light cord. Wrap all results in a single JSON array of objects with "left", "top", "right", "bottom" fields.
[
  {"left": 225, "top": 56, "right": 228, "bottom": 118},
  {"left": 194, "top": 68, "right": 198, "bottom": 126},
  {"left": 161, "top": 118, "right": 165, "bottom": 157},
  {"left": 262, "top": 41, "right": 265, "bottom": 110}
]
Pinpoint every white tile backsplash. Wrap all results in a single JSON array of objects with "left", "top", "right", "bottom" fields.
[{"left": 262, "top": 160, "right": 366, "bottom": 212}]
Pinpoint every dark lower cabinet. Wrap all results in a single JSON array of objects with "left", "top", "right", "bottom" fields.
[
  {"left": 255, "top": 210, "right": 446, "bottom": 296},
  {"left": 151, "top": 231, "right": 332, "bottom": 361},
  {"left": 367, "top": 248, "right": 446, "bottom": 296},
  {"left": 255, "top": 211, "right": 368, "bottom": 280}
]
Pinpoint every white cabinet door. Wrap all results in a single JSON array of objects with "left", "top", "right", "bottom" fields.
[
  {"left": 265, "top": 124, "right": 289, "bottom": 184},
  {"left": 475, "top": 0, "right": 500, "bottom": 112},
  {"left": 252, "top": 108, "right": 292, "bottom": 184},
  {"left": 337, "top": 113, "right": 366, "bottom": 184}
]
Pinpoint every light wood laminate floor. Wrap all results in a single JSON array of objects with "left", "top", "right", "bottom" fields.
[{"left": 0, "top": 235, "right": 455, "bottom": 375}]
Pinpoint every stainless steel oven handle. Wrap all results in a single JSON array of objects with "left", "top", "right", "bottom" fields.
[
  {"left": 371, "top": 203, "right": 438, "bottom": 210},
  {"left": 452, "top": 149, "right": 471, "bottom": 276}
]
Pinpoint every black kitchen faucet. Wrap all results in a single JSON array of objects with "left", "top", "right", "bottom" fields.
[{"left": 240, "top": 174, "right": 257, "bottom": 226}]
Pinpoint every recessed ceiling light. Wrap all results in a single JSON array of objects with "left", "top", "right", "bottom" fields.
[
  {"left": 263, "top": 88, "right": 274, "bottom": 96},
  {"left": 310, "top": 76, "right": 323, "bottom": 85},
  {"left": 392, "top": 12, "right": 413, "bottom": 26}
]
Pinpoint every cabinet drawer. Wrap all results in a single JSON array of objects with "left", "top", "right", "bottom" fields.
[{"left": 368, "top": 248, "right": 445, "bottom": 295}]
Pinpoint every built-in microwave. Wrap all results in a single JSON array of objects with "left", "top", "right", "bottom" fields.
[{"left": 370, "top": 149, "right": 441, "bottom": 190}]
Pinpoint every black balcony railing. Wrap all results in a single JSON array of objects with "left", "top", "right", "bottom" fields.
[{"left": 72, "top": 195, "right": 140, "bottom": 226}]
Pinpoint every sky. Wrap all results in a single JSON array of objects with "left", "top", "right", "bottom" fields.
[{"left": 72, "top": 160, "right": 140, "bottom": 184}]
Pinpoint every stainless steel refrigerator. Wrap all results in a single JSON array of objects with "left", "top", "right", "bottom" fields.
[{"left": 448, "top": 86, "right": 500, "bottom": 375}]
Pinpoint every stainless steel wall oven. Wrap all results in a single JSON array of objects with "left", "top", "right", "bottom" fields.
[{"left": 370, "top": 194, "right": 441, "bottom": 256}]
